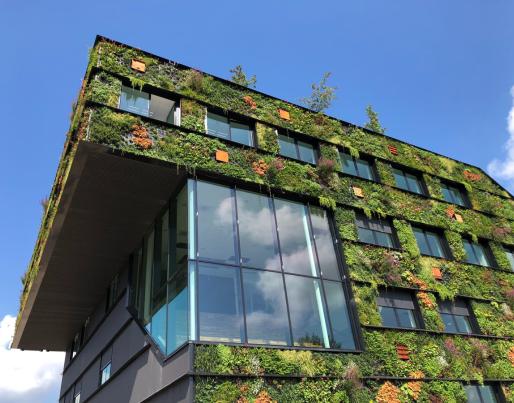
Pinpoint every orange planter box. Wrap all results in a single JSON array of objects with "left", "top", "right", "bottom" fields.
[
  {"left": 352, "top": 186, "right": 364, "bottom": 198},
  {"left": 131, "top": 59, "right": 146, "bottom": 73},
  {"left": 432, "top": 267, "right": 443, "bottom": 280},
  {"left": 278, "top": 109, "right": 290, "bottom": 120},
  {"left": 215, "top": 150, "right": 229, "bottom": 163}
]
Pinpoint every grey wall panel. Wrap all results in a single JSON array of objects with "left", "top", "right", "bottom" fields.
[
  {"left": 146, "top": 376, "right": 193, "bottom": 403},
  {"left": 80, "top": 357, "right": 101, "bottom": 401},
  {"left": 111, "top": 321, "right": 148, "bottom": 374}
]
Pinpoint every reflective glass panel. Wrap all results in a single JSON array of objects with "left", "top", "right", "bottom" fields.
[
  {"left": 356, "top": 158, "right": 373, "bottom": 180},
  {"left": 100, "top": 363, "right": 111, "bottom": 385},
  {"left": 478, "top": 386, "right": 498, "bottom": 403},
  {"left": 440, "top": 313, "right": 458, "bottom": 333},
  {"left": 505, "top": 249, "right": 514, "bottom": 271},
  {"left": 285, "top": 275, "right": 329, "bottom": 348},
  {"left": 149, "top": 94, "right": 176, "bottom": 124},
  {"left": 454, "top": 315, "right": 472, "bottom": 334},
  {"left": 119, "top": 85, "right": 150, "bottom": 116},
  {"left": 242, "top": 269, "right": 290, "bottom": 345},
  {"left": 236, "top": 190, "right": 280, "bottom": 270},
  {"left": 197, "top": 181, "right": 238, "bottom": 264},
  {"left": 357, "top": 227, "right": 376, "bottom": 245},
  {"left": 278, "top": 134, "right": 297, "bottom": 159},
  {"left": 166, "top": 269, "right": 189, "bottom": 354},
  {"left": 230, "top": 121, "right": 253, "bottom": 146},
  {"left": 405, "top": 173, "right": 422, "bottom": 194},
  {"left": 379, "top": 306, "right": 397, "bottom": 327},
  {"left": 413, "top": 227, "right": 431, "bottom": 255},
  {"left": 310, "top": 206, "right": 340, "bottom": 280},
  {"left": 297, "top": 141, "right": 316, "bottom": 164},
  {"left": 375, "top": 231, "right": 394, "bottom": 248},
  {"left": 206, "top": 112, "right": 230, "bottom": 139},
  {"left": 274, "top": 199, "right": 318, "bottom": 276},
  {"left": 324, "top": 281, "right": 355, "bottom": 349},
  {"left": 426, "top": 232, "right": 445, "bottom": 258},
  {"left": 396, "top": 309, "right": 416, "bottom": 328},
  {"left": 198, "top": 263, "right": 244, "bottom": 342},
  {"left": 393, "top": 168, "right": 409, "bottom": 190},
  {"left": 464, "top": 385, "right": 481, "bottom": 403},
  {"left": 340, "top": 152, "right": 358, "bottom": 176}
]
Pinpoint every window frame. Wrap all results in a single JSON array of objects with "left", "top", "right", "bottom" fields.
[
  {"left": 503, "top": 246, "right": 514, "bottom": 271},
  {"left": 99, "top": 345, "right": 113, "bottom": 386},
  {"left": 391, "top": 165, "right": 427, "bottom": 196},
  {"left": 440, "top": 180, "right": 470, "bottom": 208},
  {"left": 462, "top": 238, "right": 496, "bottom": 268},
  {"left": 205, "top": 109, "right": 255, "bottom": 146},
  {"left": 464, "top": 384, "right": 502, "bottom": 403},
  {"left": 437, "top": 297, "right": 480, "bottom": 335},
  {"left": 355, "top": 212, "right": 399, "bottom": 249},
  {"left": 411, "top": 224, "right": 452, "bottom": 259},
  {"left": 376, "top": 288, "right": 424, "bottom": 330},
  {"left": 277, "top": 130, "right": 319, "bottom": 164},
  {"left": 339, "top": 150, "right": 379, "bottom": 182}
]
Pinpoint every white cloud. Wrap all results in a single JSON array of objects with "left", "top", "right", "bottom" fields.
[
  {"left": 487, "top": 85, "right": 514, "bottom": 190},
  {"left": 0, "top": 314, "right": 64, "bottom": 403}
]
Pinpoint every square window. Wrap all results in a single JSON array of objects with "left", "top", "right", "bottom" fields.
[
  {"left": 206, "top": 111, "right": 254, "bottom": 146},
  {"left": 377, "top": 289, "right": 420, "bottom": 329},
  {"left": 355, "top": 213, "right": 396, "bottom": 248},
  {"left": 437, "top": 298, "right": 477, "bottom": 334},
  {"left": 462, "top": 239, "right": 494, "bottom": 267},
  {"left": 440, "top": 182, "right": 468, "bottom": 207},
  {"left": 412, "top": 226, "right": 448, "bottom": 258},
  {"left": 393, "top": 167, "right": 425, "bottom": 195},
  {"left": 339, "top": 152, "right": 376, "bottom": 181}
]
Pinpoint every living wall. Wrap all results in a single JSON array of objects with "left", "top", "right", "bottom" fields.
[{"left": 17, "top": 37, "right": 514, "bottom": 401}]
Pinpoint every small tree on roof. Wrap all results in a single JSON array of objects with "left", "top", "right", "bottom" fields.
[
  {"left": 230, "top": 65, "right": 257, "bottom": 88},
  {"left": 300, "top": 72, "right": 337, "bottom": 113},
  {"left": 364, "top": 105, "right": 386, "bottom": 134}
]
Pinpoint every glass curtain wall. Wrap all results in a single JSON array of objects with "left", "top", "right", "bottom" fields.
[{"left": 130, "top": 179, "right": 357, "bottom": 356}]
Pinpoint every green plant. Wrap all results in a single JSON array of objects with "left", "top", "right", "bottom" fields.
[
  {"left": 229, "top": 65, "right": 257, "bottom": 88},
  {"left": 300, "top": 72, "right": 337, "bottom": 112},
  {"left": 364, "top": 105, "right": 385, "bottom": 134}
]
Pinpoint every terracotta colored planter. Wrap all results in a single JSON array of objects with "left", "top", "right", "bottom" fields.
[
  {"left": 131, "top": 59, "right": 146, "bottom": 73},
  {"left": 432, "top": 267, "right": 443, "bottom": 280},
  {"left": 352, "top": 186, "right": 364, "bottom": 198},
  {"left": 278, "top": 109, "right": 290, "bottom": 121},
  {"left": 396, "top": 344, "right": 410, "bottom": 361},
  {"left": 215, "top": 150, "right": 229, "bottom": 163},
  {"left": 388, "top": 145, "right": 398, "bottom": 155}
]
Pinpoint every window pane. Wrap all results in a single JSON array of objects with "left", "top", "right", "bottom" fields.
[
  {"left": 120, "top": 85, "right": 150, "bottom": 116},
  {"left": 375, "top": 231, "right": 394, "bottom": 248},
  {"left": 396, "top": 309, "right": 416, "bottom": 328},
  {"left": 426, "top": 232, "right": 445, "bottom": 258},
  {"left": 357, "top": 227, "right": 376, "bottom": 245},
  {"left": 473, "top": 243, "right": 491, "bottom": 267},
  {"left": 275, "top": 199, "right": 318, "bottom": 276},
  {"left": 393, "top": 168, "right": 409, "bottom": 191},
  {"left": 278, "top": 134, "right": 298, "bottom": 159},
  {"left": 100, "top": 363, "right": 111, "bottom": 385},
  {"left": 242, "top": 269, "right": 290, "bottom": 345},
  {"left": 441, "top": 184, "right": 453, "bottom": 203},
  {"left": 413, "top": 228, "right": 431, "bottom": 255},
  {"left": 463, "top": 239, "right": 478, "bottom": 264},
  {"left": 464, "top": 386, "right": 481, "bottom": 403},
  {"left": 340, "top": 152, "right": 357, "bottom": 176},
  {"left": 454, "top": 315, "right": 472, "bottom": 334},
  {"left": 478, "top": 386, "right": 498, "bottom": 403},
  {"left": 324, "top": 282, "right": 355, "bottom": 349},
  {"left": 230, "top": 121, "right": 253, "bottom": 146},
  {"left": 405, "top": 173, "right": 422, "bottom": 194},
  {"left": 356, "top": 159, "right": 373, "bottom": 180},
  {"left": 449, "top": 187, "right": 465, "bottom": 206},
  {"left": 236, "top": 190, "right": 280, "bottom": 270},
  {"left": 379, "top": 306, "right": 397, "bottom": 327},
  {"left": 505, "top": 249, "right": 514, "bottom": 271},
  {"left": 310, "top": 206, "right": 340, "bottom": 280},
  {"left": 166, "top": 269, "right": 189, "bottom": 354},
  {"left": 197, "top": 181, "right": 238, "bottom": 264},
  {"left": 285, "top": 275, "right": 329, "bottom": 348},
  {"left": 206, "top": 112, "right": 230, "bottom": 139},
  {"left": 149, "top": 94, "right": 176, "bottom": 124},
  {"left": 297, "top": 141, "right": 316, "bottom": 164},
  {"left": 171, "top": 187, "right": 188, "bottom": 279},
  {"left": 198, "top": 263, "right": 244, "bottom": 342},
  {"left": 441, "top": 313, "right": 458, "bottom": 333}
]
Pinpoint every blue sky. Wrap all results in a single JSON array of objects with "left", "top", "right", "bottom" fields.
[{"left": 1, "top": 1, "right": 514, "bottom": 401}]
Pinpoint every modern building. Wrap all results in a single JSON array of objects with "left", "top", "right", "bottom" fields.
[{"left": 12, "top": 36, "right": 514, "bottom": 402}]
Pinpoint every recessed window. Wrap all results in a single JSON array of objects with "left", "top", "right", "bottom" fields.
[
  {"left": 73, "top": 382, "right": 81, "bottom": 403},
  {"left": 377, "top": 289, "right": 421, "bottom": 329},
  {"left": 99, "top": 346, "right": 112, "bottom": 385},
  {"left": 119, "top": 85, "right": 179, "bottom": 124},
  {"left": 504, "top": 247, "right": 514, "bottom": 271},
  {"left": 440, "top": 181, "right": 468, "bottom": 207},
  {"left": 464, "top": 385, "right": 499, "bottom": 403},
  {"left": 412, "top": 226, "right": 449, "bottom": 259},
  {"left": 339, "top": 151, "right": 377, "bottom": 181},
  {"left": 462, "top": 239, "right": 494, "bottom": 267},
  {"left": 206, "top": 111, "right": 254, "bottom": 146},
  {"left": 392, "top": 167, "right": 425, "bottom": 195},
  {"left": 106, "top": 274, "right": 119, "bottom": 312},
  {"left": 355, "top": 213, "right": 397, "bottom": 248},
  {"left": 278, "top": 133, "right": 317, "bottom": 164},
  {"left": 438, "top": 298, "right": 477, "bottom": 334}
]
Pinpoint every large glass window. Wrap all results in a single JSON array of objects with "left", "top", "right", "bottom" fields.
[
  {"left": 339, "top": 151, "right": 376, "bottom": 181},
  {"left": 438, "top": 298, "right": 476, "bottom": 334},
  {"left": 355, "top": 213, "right": 396, "bottom": 248},
  {"left": 377, "top": 289, "right": 420, "bottom": 329},
  {"left": 130, "top": 180, "right": 358, "bottom": 355},
  {"left": 412, "top": 226, "right": 449, "bottom": 258},
  {"left": 206, "top": 111, "right": 254, "bottom": 146},
  {"left": 119, "top": 85, "right": 179, "bottom": 124},
  {"left": 464, "top": 385, "right": 499, "bottom": 403},
  {"left": 462, "top": 239, "right": 494, "bottom": 267},
  {"left": 392, "top": 167, "right": 425, "bottom": 195},
  {"left": 278, "top": 133, "right": 317, "bottom": 164},
  {"left": 440, "top": 181, "right": 468, "bottom": 207}
]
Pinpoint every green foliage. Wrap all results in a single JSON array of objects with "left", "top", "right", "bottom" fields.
[
  {"left": 445, "top": 230, "right": 466, "bottom": 261},
  {"left": 87, "top": 72, "right": 121, "bottom": 107},
  {"left": 334, "top": 208, "right": 358, "bottom": 241},
  {"left": 180, "top": 99, "right": 206, "bottom": 132},
  {"left": 364, "top": 105, "right": 385, "bottom": 134},
  {"left": 375, "top": 160, "right": 395, "bottom": 187},
  {"left": 229, "top": 65, "right": 257, "bottom": 88},
  {"left": 255, "top": 122, "right": 279, "bottom": 154},
  {"left": 319, "top": 195, "right": 337, "bottom": 211},
  {"left": 393, "top": 219, "right": 420, "bottom": 258},
  {"left": 471, "top": 300, "right": 514, "bottom": 337},
  {"left": 300, "top": 72, "right": 337, "bottom": 113}
]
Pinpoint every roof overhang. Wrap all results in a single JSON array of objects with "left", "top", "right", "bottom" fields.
[{"left": 12, "top": 142, "right": 186, "bottom": 350}]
